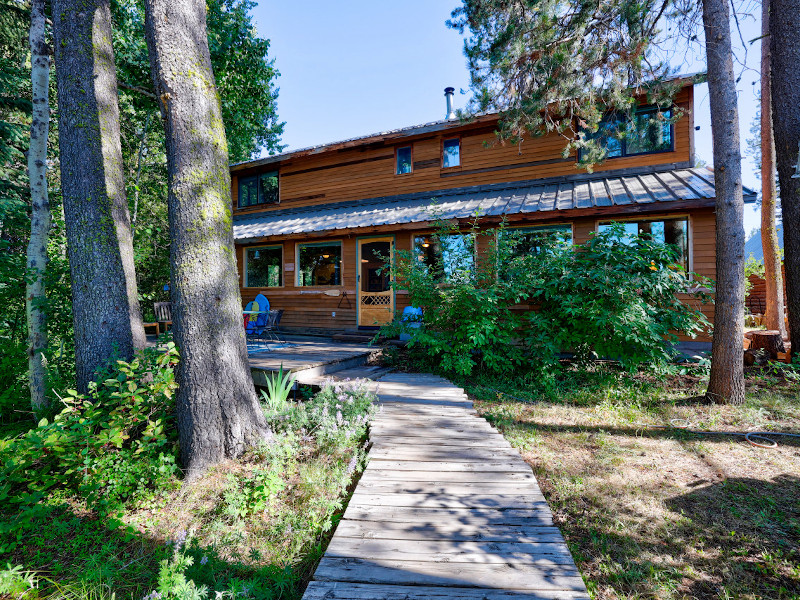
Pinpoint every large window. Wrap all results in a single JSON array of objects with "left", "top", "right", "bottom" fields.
[
  {"left": 238, "top": 170, "right": 279, "bottom": 208},
  {"left": 245, "top": 246, "right": 282, "bottom": 288},
  {"left": 396, "top": 146, "right": 412, "bottom": 174},
  {"left": 599, "top": 217, "right": 689, "bottom": 271},
  {"left": 298, "top": 242, "right": 342, "bottom": 286},
  {"left": 442, "top": 138, "right": 461, "bottom": 168},
  {"left": 586, "top": 107, "right": 673, "bottom": 159},
  {"left": 414, "top": 234, "right": 474, "bottom": 282},
  {"left": 505, "top": 225, "right": 573, "bottom": 256}
]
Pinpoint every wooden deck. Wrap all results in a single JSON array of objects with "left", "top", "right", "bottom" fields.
[
  {"left": 248, "top": 337, "right": 378, "bottom": 385},
  {"left": 303, "top": 373, "right": 590, "bottom": 600}
]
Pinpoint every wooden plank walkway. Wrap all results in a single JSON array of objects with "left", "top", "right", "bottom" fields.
[{"left": 303, "top": 373, "right": 589, "bottom": 600}]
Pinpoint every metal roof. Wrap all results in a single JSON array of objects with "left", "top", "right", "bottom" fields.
[{"left": 233, "top": 165, "right": 755, "bottom": 242}]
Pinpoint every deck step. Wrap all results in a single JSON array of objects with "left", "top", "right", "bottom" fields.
[
  {"left": 332, "top": 333, "right": 383, "bottom": 343},
  {"left": 302, "top": 365, "right": 394, "bottom": 386}
]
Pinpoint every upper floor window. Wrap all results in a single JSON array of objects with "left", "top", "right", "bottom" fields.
[
  {"left": 586, "top": 107, "right": 673, "bottom": 159},
  {"left": 238, "top": 170, "right": 279, "bottom": 208},
  {"left": 245, "top": 245, "right": 282, "bottom": 288},
  {"left": 598, "top": 217, "right": 689, "bottom": 271},
  {"left": 442, "top": 138, "right": 461, "bottom": 168},
  {"left": 396, "top": 146, "right": 413, "bottom": 174}
]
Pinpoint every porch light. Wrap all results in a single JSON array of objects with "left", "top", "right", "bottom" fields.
[
  {"left": 421, "top": 242, "right": 430, "bottom": 248},
  {"left": 361, "top": 258, "right": 369, "bottom": 263},
  {"left": 322, "top": 253, "right": 330, "bottom": 259}
]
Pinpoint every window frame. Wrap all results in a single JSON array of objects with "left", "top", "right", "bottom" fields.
[
  {"left": 502, "top": 223, "right": 574, "bottom": 252},
  {"left": 413, "top": 231, "right": 476, "bottom": 284},
  {"left": 395, "top": 145, "right": 414, "bottom": 175},
  {"left": 295, "top": 240, "right": 344, "bottom": 288},
  {"left": 582, "top": 105, "right": 675, "bottom": 161},
  {"left": 595, "top": 214, "right": 692, "bottom": 272},
  {"left": 441, "top": 137, "right": 461, "bottom": 169},
  {"left": 244, "top": 244, "right": 284, "bottom": 289},
  {"left": 237, "top": 170, "right": 280, "bottom": 209}
]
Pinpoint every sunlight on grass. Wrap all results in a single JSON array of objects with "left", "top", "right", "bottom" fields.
[{"left": 469, "top": 365, "right": 800, "bottom": 599}]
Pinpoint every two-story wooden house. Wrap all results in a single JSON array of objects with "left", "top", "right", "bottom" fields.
[{"left": 231, "top": 77, "right": 754, "bottom": 343}]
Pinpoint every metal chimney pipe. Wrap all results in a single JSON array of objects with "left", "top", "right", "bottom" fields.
[{"left": 444, "top": 87, "right": 456, "bottom": 120}]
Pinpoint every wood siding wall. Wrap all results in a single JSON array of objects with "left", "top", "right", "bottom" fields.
[
  {"left": 232, "top": 88, "right": 694, "bottom": 216},
  {"left": 237, "top": 205, "right": 718, "bottom": 342}
]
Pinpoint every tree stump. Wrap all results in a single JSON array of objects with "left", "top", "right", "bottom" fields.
[{"left": 749, "top": 330, "right": 786, "bottom": 359}]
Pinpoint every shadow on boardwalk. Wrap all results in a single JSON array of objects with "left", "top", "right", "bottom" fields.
[{"left": 302, "top": 372, "right": 591, "bottom": 600}]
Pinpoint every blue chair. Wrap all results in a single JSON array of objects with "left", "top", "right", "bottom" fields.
[{"left": 250, "top": 293, "right": 271, "bottom": 339}]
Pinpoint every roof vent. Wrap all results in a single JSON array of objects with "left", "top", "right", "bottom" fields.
[{"left": 444, "top": 87, "right": 456, "bottom": 120}]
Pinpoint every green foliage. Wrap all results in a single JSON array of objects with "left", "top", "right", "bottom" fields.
[
  {"left": 384, "top": 219, "right": 533, "bottom": 375},
  {"left": 744, "top": 254, "right": 765, "bottom": 296},
  {"left": 107, "top": 0, "right": 285, "bottom": 313},
  {"left": 524, "top": 224, "right": 710, "bottom": 369},
  {"left": 0, "top": 345, "right": 180, "bottom": 521},
  {"left": 447, "top": 0, "right": 691, "bottom": 168},
  {"left": 0, "top": 563, "right": 39, "bottom": 598},
  {"left": 0, "top": 375, "right": 377, "bottom": 600},
  {"left": 259, "top": 364, "right": 296, "bottom": 413},
  {"left": 385, "top": 219, "right": 709, "bottom": 375}
]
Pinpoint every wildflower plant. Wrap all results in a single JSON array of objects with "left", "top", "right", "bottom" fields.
[{"left": 305, "top": 379, "right": 377, "bottom": 449}]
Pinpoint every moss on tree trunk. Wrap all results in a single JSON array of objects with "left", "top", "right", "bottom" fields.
[
  {"left": 53, "top": 0, "right": 146, "bottom": 392},
  {"left": 142, "top": 0, "right": 272, "bottom": 478}
]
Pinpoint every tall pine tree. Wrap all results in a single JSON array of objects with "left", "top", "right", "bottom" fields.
[
  {"left": 52, "top": 0, "right": 146, "bottom": 391},
  {"left": 142, "top": 0, "right": 272, "bottom": 478},
  {"left": 450, "top": 0, "right": 747, "bottom": 402}
]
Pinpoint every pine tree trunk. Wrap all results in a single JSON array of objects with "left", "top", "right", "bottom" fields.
[
  {"left": 26, "top": 0, "right": 51, "bottom": 414},
  {"left": 760, "top": 0, "right": 787, "bottom": 338},
  {"left": 770, "top": 0, "right": 800, "bottom": 352},
  {"left": 52, "top": 0, "right": 146, "bottom": 392},
  {"left": 702, "top": 0, "right": 746, "bottom": 404},
  {"left": 142, "top": 0, "right": 272, "bottom": 478}
]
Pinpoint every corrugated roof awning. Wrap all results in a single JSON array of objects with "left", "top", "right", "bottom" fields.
[{"left": 233, "top": 165, "right": 755, "bottom": 242}]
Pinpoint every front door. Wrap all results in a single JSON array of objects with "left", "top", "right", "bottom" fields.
[{"left": 357, "top": 237, "right": 394, "bottom": 327}]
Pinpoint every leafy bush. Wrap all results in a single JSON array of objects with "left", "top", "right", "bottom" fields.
[
  {"left": 0, "top": 344, "right": 180, "bottom": 518},
  {"left": 385, "top": 219, "right": 709, "bottom": 375},
  {"left": 382, "top": 219, "right": 532, "bottom": 375},
  {"left": 524, "top": 224, "right": 710, "bottom": 369}
]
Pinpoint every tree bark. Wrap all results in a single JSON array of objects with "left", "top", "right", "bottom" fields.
[
  {"left": 142, "top": 0, "right": 272, "bottom": 478},
  {"left": 760, "top": 0, "right": 787, "bottom": 338},
  {"left": 52, "top": 0, "right": 146, "bottom": 392},
  {"left": 26, "top": 0, "right": 51, "bottom": 414},
  {"left": 771, "top": 0, "right": 800, "bottom": 353},
  {"left": 702, "top": 0, "right": 746, "bottom": 404}
]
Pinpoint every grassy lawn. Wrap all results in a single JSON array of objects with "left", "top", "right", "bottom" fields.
[
  {"left": 0, "top": 379, "right": 374, "bottom": 600},
  {"left": 466, "top": 366, "right": 800, "bottom": 600}
]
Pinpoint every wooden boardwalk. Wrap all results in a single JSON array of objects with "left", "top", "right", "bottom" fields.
[{"left": 303, "top": 373, "right": 590, "bottom": 600}]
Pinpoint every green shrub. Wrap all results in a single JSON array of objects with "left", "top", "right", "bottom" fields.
[
  {"left": 385, "top": 219, "right": 709, "bottom": 375},
  {"left": 382, "top": 219, "right": 531, "bottom": 375},
  {"left": 0, "top": 344, "right": 180, "bottom": 518},
  {"left": 524, "top": 223, "right": 710, "bottom": 369}
]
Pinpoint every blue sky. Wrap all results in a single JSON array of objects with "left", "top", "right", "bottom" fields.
[{"left": 250, "top": 0, "right": 763, "bottom": 233}]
